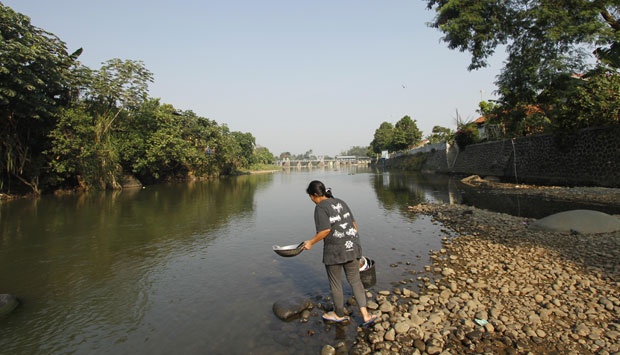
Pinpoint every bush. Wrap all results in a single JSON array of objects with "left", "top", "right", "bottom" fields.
[{"left": 454, "top": 125, "right": 479, "bottom": 150}]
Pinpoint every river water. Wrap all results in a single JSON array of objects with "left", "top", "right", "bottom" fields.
[{"left": 0, "top": 167, "right": 614, "bottom": 354}]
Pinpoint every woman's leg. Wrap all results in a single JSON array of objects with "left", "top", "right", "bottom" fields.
[
  {"left": 343, "top": 259, "right": 376, "bottom": 323},
  {"left": 325, "top": 263, "right": 345, "bottom": 317},
  {"left": 342, "top": 259, "right": 367, "bottom": 308}
]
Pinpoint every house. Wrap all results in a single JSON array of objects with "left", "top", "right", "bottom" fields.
[
  {"left": 473, "top": 116, "right": 487, "bottom": 140},
  {"left": 473, "top": 116, "right": 506, "bottom": 140}
]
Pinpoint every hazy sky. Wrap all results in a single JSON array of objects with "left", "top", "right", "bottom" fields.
[{"left": 5, "top": 0, "right": 503, "bottom": 157}]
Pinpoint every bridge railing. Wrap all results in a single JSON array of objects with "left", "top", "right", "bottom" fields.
[{"left": 275, "top": 158, "right": 371, "bottom": 167}]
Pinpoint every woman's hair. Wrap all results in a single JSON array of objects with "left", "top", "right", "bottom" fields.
[{"left": 306, "top": 180, "right": 333, "bottom": 198}]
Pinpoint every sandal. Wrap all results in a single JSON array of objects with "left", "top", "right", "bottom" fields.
[
  {"left": 360, "top": 314, "right": 378, "bottom": 327},
  {"left": 322, "top": 312, "right": 350, "bottom": 323}
]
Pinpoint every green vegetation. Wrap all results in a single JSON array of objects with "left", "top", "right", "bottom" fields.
[
  {"left": 426, "top": 126, "right": 454, "bottom": 145},
  {"left": 426, "top": 0, "right": 620, "bottom": 138},
  {"left": 340, "top": 146, "right": 370, "bottom": 157},
  {"left": 370, "top": 116, "right": 423, "bottom": 155},
  {"left": 0, "top": 4, "right": 274, "bottom": 194},
  {"left": 5, "top": 1, "right": 620, "bottom": 193}
]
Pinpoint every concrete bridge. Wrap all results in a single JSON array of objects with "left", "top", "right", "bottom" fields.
[{"left": 276, "top": 156, "right": 371, "bottom": 168}]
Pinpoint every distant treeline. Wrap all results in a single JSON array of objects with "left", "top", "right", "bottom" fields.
[{"left": 1, "top": 4, "right": 274, "bottom": 195}]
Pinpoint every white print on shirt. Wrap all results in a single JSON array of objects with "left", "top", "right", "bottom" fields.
[
  {"left": 344, "top": 240, "right": 354, "bottom": 250},
  {"left": 333, "top": 230, "right": 345, "bottom": 238},
  {"left": 329, "top": 215, "right": 342, "bottom": 224},
  {"left": 343, "top": 212, "right": 351, "bottom": 219},
  {"left": 346, "top": 228, "right": 357, "bottom": 237},
  {"left": 339, "top": 222, "right": 348, "bottom": 229},
  {"left": 331, "top": 203, "right": 344, "bottom": 213}
]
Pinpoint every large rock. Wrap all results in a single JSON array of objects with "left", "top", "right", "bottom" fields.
[
  {"left": 529, "top": 209, "right": 620, "bottom": 234},
  {"left": 121, "top": 174, "right": 143, "bottom": 189},
  {"left": 272, "top": 297, "right": 313, "bottom": 321},
  {"left": 0, "top": 294, "right": 19, "bottom": 316}
]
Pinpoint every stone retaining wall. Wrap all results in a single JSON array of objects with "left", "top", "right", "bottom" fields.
[{"left": 384, "top": 126, "right": 620, "bottom": 188}]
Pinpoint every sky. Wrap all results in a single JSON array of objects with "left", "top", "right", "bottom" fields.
[{"left": 5, "top": 0, "right": 503, "bottom": 157}]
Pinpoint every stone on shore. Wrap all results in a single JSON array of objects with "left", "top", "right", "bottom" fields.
[
  {"left": 272, "top": 297, "right": 313, "bottom": 321},
  {"left": 0, "top": 294, "right": 19, "bottom": 316},
  {"left": 529, "top": 209, "right": 620, "bottom": 234},
  {"left": 350, "top": 202, "right": 620, "bottom": 355}
]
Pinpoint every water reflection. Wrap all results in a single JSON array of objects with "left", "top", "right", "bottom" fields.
[
  {"left": 369, "top": 171, "right": 620, "bottom": 219},
  {"left": 3, "top": 169, "right": 615, "bottom": 354},
  {"left": 370, "top": 171, "right": 463, "bottom": 213},
  {"left": 0, "top": 175, "right": 275, "bottom": 355},
  {"left": 458, "top": 184, "right": 620, "bottom": 219}
]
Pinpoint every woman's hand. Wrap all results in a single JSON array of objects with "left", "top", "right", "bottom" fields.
[{"left": 304, "top": 229, "right": 329, "bottom": 250}]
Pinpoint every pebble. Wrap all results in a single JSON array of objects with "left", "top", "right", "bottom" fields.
[{"left": 349, "top": 202, "right": 620, "bottom": 355}]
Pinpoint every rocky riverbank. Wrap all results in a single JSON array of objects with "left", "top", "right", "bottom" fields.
[{"left": 347, "top": 202, "right": 620, "bottom": 355}]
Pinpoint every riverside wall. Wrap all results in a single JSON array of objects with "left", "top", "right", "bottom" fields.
[{"left": 384, "top": 126, "right": 620, "bottom": 188}]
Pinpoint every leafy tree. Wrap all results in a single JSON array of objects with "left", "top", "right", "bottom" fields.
[
  {"left": 230, "top": 131, "right": 256, "bottom": 168},
  {"left": 426, "top": 125, "right": 454, "bottom": 144},
  {"left": 252, "top": 146, "right": 275, "bottom": 165},
  {"left": 47, "top": 105, "right": 98, "bottom": 189},
  {"left": 370, "top": 121, "right": 394, "bottom": 154},
  {"left": 341, "top": 146, "right": 370, "bottom": 157},
  {"left": 293, "top": 149, "right": 316, "bottom": 160},
  {"left": 0, "top": 4, "right": 81, "bottom": 193},
  {"left": 130, "top": 102, "right": 202, "bottom": 182},
  {"left": 425, "top": 0, "right": 620, "bottom": 127},
  {"left": 477, "top": 100, "right": 499, "bottom": 118},
  {"left": 370, "top": 117, "right": 422, "bottom": 153},
  {"left": 392, "top": 116, "right": 422, "bottom": 150},
  {"left": 81, "top": 59, "right": 153, "bottom": 188},
  {"left": 558, "top": 67, "right": 620, "bottom": 130},
  {"left": 279, "top": 152, "right": 292, "bottom": 160},
  {"left": 113, "top": 98, "right": 161, "bottom": 181},
  {"left": 145, "top": 112, "right": 246, "bottom": 178},
  {"left": 205, "top": 125, "right": 255, "bottom": 175}
]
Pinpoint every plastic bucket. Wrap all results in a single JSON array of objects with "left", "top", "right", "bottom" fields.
[
  {"left": 360, "top": 258, "right": 376, "bottom": 288},
  {"left": 359, "top": 256, "right": 368, "bottom": 271}
]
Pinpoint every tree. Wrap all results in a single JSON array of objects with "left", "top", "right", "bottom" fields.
[
  {"left": 558, "top": 67, "right": 620, "bottom": 130},
  {"left": 47, "top": 105, "right": 98, "bottom": 189},
  {"left": 128, "top": 102, "right": 203, "bottom": 182},
  {"left": 426, "top": 125, "right": 454, "bottom": 144},
  {"left": 425, "top": 0, "right": 620, "bottom": 118},
  {"left": 0, "top": 4, "right": 81, "bottom": 193},
  {"left": 392, "top": 116, "right": 422, "bottom": 150},
  {"left": 477, "top": 100, "right": 498, "bottom": 118},
  {"left": 253, "top": 146, "right": 275, "bottom": 165},
  {"left": 230, "top": 131, "right": 256, "bottom": 168},
  {"left": 370, "top": 117, "right": 422, "bottom": 153},
  {"left": 370, "top": 122, "right": 394, "bottom": 154},
  {"left": 80, "top": 59, "right": 154, "bottom": 189},
  {"left": 341, "top": 146, "right": 370, "bottom": 157},
  {"left": 294, "top": 149, "right": 316, "bottom": 160}
]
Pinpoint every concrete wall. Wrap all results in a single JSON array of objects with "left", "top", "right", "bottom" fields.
[{"left": 384, "top": 126, "right": 620, "bottom": 188}]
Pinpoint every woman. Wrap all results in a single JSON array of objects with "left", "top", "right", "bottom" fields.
[{"left": 302, "top": 180, "right": 378, "bottom": 326}]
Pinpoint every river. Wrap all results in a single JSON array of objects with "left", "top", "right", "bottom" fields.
[{"left": 0, "top": 166, "right": 611, "bottom": 354}]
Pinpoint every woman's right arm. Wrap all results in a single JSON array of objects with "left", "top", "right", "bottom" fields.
[{"left": 303, "top": 228, "right": 330, "bottom": 250}]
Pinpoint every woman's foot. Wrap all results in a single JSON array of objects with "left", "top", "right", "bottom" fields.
[
  {"left": 361, "top": 314, "right": 378, "bottom": 327},
  {"left": 322, "top": 312, "right": 349, "bottom": 323}
]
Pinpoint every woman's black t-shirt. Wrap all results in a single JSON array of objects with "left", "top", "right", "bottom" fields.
[{"left": 314, "top": 197, "right": 362, "bottom": 265}]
